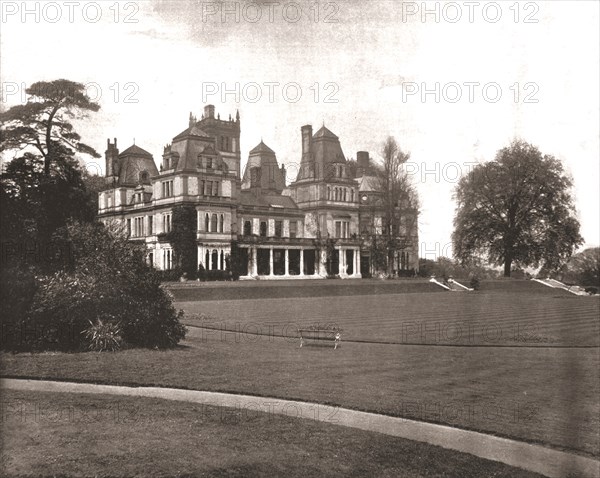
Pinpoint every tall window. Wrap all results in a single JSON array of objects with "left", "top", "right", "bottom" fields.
[
  {"left": 289, "top": 221, "right": 297, "bottom": 238},
  {"left": 134, "top": 217, "right": 144, "bottom": 237},
  {"left": 162, "top": 180, "right": 173, "bottom": 198},
  {"left": 205, "top": 213, "right": 210, "bottom": 232},
  {"left": 274, "top": 220, "right": 282, "bottom": 237},
  {"left": 163, "top": 213, "right": 172, "bottom": 233},
  {"left": 164, "top": 250, "right": 172, "bottom": 270},
  {"left": 327, "top": 186, "right": 331, "bottom": 200},
  {"left": 219, "top": 214, "right": 224, "bottom": 233},
  {"left": 206, "top": 157, "right": 213, "bottom": 169},
  {"left": 212, "top": 181, "right": 219, "bottom": 196},
  {"left": 351, "top": 189, "right": 355, "bottom": 202},
  {"left": 126, "top": 218, "right": 131, "bottom": 237},
  {"left": 335, "top": 220, "right": 349, "bottom": 238},
  {"left": 259, "top": 221, "right": 267, "bottom": 237},
  {"left": 243, "top": 220, "right": 252, "bottom": 235},
  {"left": 211, "top": 214, "right": 218, "bottom": 232},
  {"left": 148, "top": 215, "right": 153, "bottom": 235}
]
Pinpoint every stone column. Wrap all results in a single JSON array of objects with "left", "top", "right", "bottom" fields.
[
  {"left": 319, "top": 249, "right": 327, "bottom": 276},
  {"left": 269, "top": 247, "right": 274, "bottom": 276},
  {"left": 299, "top": 248, "right": 304, "bottom": 276},
  {"left": 339, "top": 247, "right": 345, "bottom": 276},
  {"left": 284, "top": 249, "right": 289, "bottom": 276},
  {"left": 252, "top": 247, "right": 258, "bottom": 276}
]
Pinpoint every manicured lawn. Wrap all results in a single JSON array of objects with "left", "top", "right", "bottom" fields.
[
  {"left": 2, "top": 332, "right": 598, "bottom": 457},
  {"left": 2, "top": 283, "right": 598, "bottom": 462},
  {"left": 1, "top": 390, "right": 545, "bottom": 477},
  {"left": 178, "top": 291, "right": 600, "bottom": 346}
]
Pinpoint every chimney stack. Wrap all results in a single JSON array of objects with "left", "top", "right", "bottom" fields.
[
  {"left": 301, "top": 125, "right": 313, "bottom": 156},
  {"left": 105, "top": 138, "right": 119, "bottom": 177},
  {"left": 204, "top": 105, "right": 215, "bottom": 119},
  {"left": 357, "top": 151, "right": 369, "bottom": 175}
]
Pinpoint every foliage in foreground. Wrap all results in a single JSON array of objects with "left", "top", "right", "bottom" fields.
[{"left": 1, "top": 221, "right": 187, "bottom": 352}]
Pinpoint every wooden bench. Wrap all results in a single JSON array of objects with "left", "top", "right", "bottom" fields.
[{"left": 298, "top": 328, "right": 342, "bottom": 349}]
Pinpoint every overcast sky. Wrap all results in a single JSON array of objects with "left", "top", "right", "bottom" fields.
[{"left": 2, "top": 0, "right": 599, "bottom": 255}]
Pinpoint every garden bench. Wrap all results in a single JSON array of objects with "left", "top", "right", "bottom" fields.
[{"left": 298, "top": 327, "right": 342, "bottom": 349}]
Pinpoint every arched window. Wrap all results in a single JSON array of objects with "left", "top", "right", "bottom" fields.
[
  {"left": 205, "top": 213, "right": 210, "bottom": 232},
  {"left": 212, "top": 250, "right": 219, "bottom": 270},
  {"left": 327, "top": 186, "right": 331, "bottom": 200},
  {"left": 351, "top": 189, "right": 355, "bottom": 202},
  {"left": 343, "top": 188, "right": 347, "bottom": 202},
  {"left": 219, "top": 214, "right": 224, "bottom": 233},
  {"left": 211, "top": 214, "right": 218, "bottom": 232},
  {"left": 205, "top": 251, "right": 210, "bottom": 269}
]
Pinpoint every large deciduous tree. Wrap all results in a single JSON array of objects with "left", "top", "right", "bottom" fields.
[
  {"left": 452, "top": 140, "right": 583, "bottom": 277},
  {"left": 373, "top": 137, "right": 419, "bottom": 275}
]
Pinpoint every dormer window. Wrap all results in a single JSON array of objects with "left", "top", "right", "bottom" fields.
[{"left": 206, "top": 158, "right": 213, "bottom": 169}]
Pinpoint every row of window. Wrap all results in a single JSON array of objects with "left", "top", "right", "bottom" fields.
[
  {"left": 242, "top": 219, "right": 298, "bottom": 238},
  {"left": 327, "top": 186, "right": 355, "bottom": 202},
  {"left": 200, "top": 180, "right": 219, "bottom": 196},
  {"left": 203, "top": 213, "right": 225, "bottom": 233},
  {"left": 127, "top": 214, "right": 163, "bottom": 236},
  {"left": 160, "top": 179, "right": 220, "bottom": 198},
  {"left": 335, "top": 220, "right": 350, "bottom": 239}
]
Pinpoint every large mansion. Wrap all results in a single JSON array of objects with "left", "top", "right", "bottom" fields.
[{"left": 98, "top": 105, "right": 419, "bottom": 278}]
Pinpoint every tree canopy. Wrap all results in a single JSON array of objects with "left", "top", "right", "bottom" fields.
[
  {"left": 1, "top": 80, "right": 102, "bottom": 263},
  {"left": 452, "top": 140, "right": 583, "bottom": 277},
  {"left": 1, "top": 79, "right": 101, "bottom": 175}
]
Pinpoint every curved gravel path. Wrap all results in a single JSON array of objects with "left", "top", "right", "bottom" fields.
[{"left": 2, "top": 378, "right": 598, "bottom": 478}]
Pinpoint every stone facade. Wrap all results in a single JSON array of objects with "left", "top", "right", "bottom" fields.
[{"left": 98, "top": 105, "right": 419, "bottom": 278}]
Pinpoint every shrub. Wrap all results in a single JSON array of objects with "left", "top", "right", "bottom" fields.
[
  {"left": 0, "top": 265, "right": 39, "bottom": 351},
  {"left": 470, "top": 276, "right": 480, "bottom": 290},
  {"left": 82, "top": 318, "right": 123, "bottom": 352},
  {"left": 16, "top": 221, "right": 187, "bottom": 352}
]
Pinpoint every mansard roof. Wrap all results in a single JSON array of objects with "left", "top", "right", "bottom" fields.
[
  {"left": 172, "top": 124, "right": 211, "bottom": 141},
  {"left": 239, "top": 190, "right": 300, "bottom": 211},
  {"left": 242, "top": 141, "right": 286, "bottom": 193},
  {"left": 114, "top": 144, "right": 158, "bottom": 186},
  {"left": 313, "top": 125, "right": 338, "bottom": 140},
  {"left": 119, "top": 144, "right": 153, "bottom": 157},
  {"left": 249, "top": 140, "right": 275, "bottom": 155}
]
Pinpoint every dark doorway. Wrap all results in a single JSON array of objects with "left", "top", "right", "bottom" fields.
[
  {"left": 289, "top": 250, "right": 300, "bottom": 275},
  {"left": 346, "top": 249, "right": 354, "bottom": 275},
  {"left": 303, "top": 249, "right": 316, "bottom": 275},
  {"left": 257, "top": 249, "right": 270, "bottom": 275},
  {"left": 273, "top": 249, "right": 285, "bottom": 275},
  {"left": 327, "top": 249, "right": 339, "bottom": 275}
]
